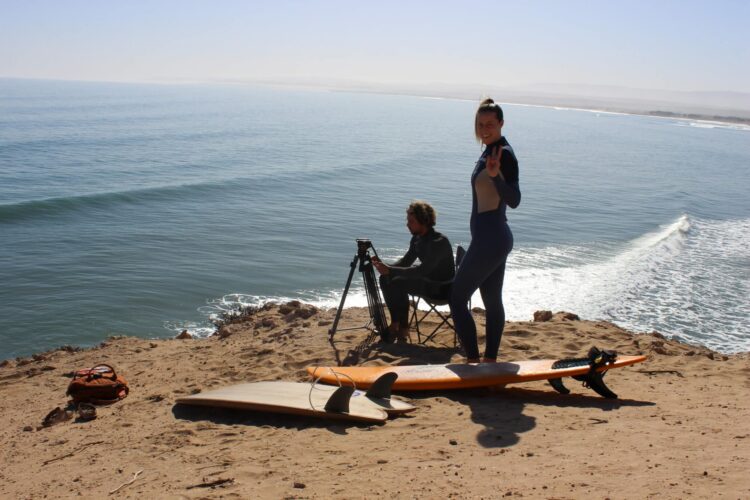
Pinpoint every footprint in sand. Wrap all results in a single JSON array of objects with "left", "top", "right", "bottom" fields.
[{"left": 508, "top": 329, "right": 533, "bottom": 338}]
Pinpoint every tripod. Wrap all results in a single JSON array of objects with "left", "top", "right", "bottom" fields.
[{"left": 329, "top": 239, "right": 389, "bottom": 342}]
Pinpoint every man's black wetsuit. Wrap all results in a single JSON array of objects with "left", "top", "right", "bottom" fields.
[{"left": 379, "top": 228, "right": 455, "bottom": 327}]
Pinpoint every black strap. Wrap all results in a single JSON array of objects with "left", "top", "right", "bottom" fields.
[{"left": 586, "top": 347, "right": 617, "bottom": 374}]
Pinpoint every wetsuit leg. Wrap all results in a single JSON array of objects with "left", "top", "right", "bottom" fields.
[
  {"left": 450, "top": 224, "right": 512, "bottom": 360},
  {"left": 479, "top": 258, "right": 507, "bottom": 360},
  {"left": 380, "top": 275, "right": 425, "bottom": 325},
  {"left": 449, "top": 243, "right": 488, "bottom": 360}
]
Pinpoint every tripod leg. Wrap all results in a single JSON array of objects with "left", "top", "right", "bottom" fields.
[
  {"left": 329, "top": 255, "right": 359, "bottom": 339},
  {"left": 361, "top": 258, "right": 389, "bottom": 342}
]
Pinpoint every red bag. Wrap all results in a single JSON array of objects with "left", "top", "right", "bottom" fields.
[{"left": 66, "top": 364, "right": 129, "bottom": 404}]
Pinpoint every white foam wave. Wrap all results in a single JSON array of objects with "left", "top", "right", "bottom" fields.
[
  {"left": 179, "top": 291, "right": 363, "bottom": 339},
  {"left": 189, "top": 215, "right": 749, "bottom": 353},
  {"left": 503, "top": 215, "right": 749, "bottom": 353},
  {"left": 503, "top": 215, "right": 691, "bottom": 321},
  {"left": 674, "top": 120, "right": 750, "bottom": 132},
  {"left": 163, "top": 320, "right": 215, "bottom": 338}
]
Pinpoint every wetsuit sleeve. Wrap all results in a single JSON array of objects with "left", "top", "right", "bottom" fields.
[
  {"left": 390, "top": 235, "right": 452, "bottom": 279},
  {"left": 491, "top": 149, "right": 521, "bottom": 208},
  {"left": 392, "top": 238, "right": 417, "bottom": 269}
]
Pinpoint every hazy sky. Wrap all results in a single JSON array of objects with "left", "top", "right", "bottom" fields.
[{"left": 1, "top": 0, "right": 748, "bottom": 92}]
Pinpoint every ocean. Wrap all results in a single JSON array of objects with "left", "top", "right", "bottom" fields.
[{"left": 1, "top": 79, "right": 748, "bottom": 359}]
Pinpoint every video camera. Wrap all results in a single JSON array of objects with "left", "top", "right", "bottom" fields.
[
  {"left": 356, "top": 238, "right": 374, "bottom": 257},
  {"left": 355, "top": 238, "right": 380, "bottom": 264}
]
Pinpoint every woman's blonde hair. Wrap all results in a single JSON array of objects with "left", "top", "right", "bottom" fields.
[
  {"left": 474, "top": 97, "right": 504, "bottom": 142},
  {"left": 407, "top": 200, "right": 437, "bottom": 228}
]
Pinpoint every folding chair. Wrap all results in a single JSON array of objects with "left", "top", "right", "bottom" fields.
[
  {"left": 409, "top": 294, "right": 456, "bottom": 345},
  {"left": 408, "top": 245, "right": 465, "bottom": 346}
]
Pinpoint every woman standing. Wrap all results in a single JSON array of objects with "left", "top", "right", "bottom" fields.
[{"left": 450, "top": 98, "right": 521, "bottom": 363}]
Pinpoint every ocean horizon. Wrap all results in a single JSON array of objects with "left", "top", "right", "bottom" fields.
[{"left": 1, "top": 78, "right": 748, "bottom": 359}]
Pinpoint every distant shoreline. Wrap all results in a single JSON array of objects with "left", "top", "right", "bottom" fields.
[
  {"left": 330, "top": 87, "right": 750, "bottom": 127},
  {"left": 642, "top": 110, "right": 750, "bottom": 126},
  {"left": 3, "top": 77, "right": 749, "bottom": 127}
]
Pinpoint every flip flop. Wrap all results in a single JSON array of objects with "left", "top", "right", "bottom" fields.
[
  {"left": 42, "top": 407, "right": 73, "bottom": 427},
  {"left": 77, "top": 403, "right": 97, "bottom": 422}
]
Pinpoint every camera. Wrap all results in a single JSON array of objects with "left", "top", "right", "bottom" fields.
[
  {"left": 356, "top": 238, "right": 372, "bottom": 255},
  {"left": 356, "top": 238, "right": 379, "bottom": 260}
]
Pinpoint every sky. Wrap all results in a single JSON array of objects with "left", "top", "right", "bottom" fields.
[{"left": 1, "top": 0, "right": 748, "bottom": 93}]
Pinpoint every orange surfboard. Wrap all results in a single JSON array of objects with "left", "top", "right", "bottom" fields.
[{"left": 307, "top": 354, "right": 647, "bottom": 398}]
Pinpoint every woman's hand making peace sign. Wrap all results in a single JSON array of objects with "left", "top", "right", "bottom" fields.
[{"left": 486, "top": 145, "right": 503, "bottom": 179}]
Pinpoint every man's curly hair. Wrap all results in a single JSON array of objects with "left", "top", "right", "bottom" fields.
[{"left": 407, "top": 200, "right": 437, "bottom": 228}]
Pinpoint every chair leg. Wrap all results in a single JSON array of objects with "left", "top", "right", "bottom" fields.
[
  {"left": 410, "top": 296, "right": 458, "bottom": 347},
  {"left": 432, "top": 308, "right": 457, "bottom": 347},
  {"left": 409, "top": 296, "right": 421, "bottom": 343},
  {"left": 419, "top": 307, "right": 456, "bottom": 345}
]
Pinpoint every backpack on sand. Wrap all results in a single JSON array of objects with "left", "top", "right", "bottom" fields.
[{"left": 66, "top": 364, "right": 129, "bottom": 404}]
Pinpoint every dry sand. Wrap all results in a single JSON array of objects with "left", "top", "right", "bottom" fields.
[{"left": 1, "top": 303, "right": 748, "bottom": 499}]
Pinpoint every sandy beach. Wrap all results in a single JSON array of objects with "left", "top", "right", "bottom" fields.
[{"left": 1, "top": 303, "right": 748, "bottom": 499}]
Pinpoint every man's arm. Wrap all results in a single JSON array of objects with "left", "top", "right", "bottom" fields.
[
  {"left": 392, "top": 238, "right": 417, "bottom": 268},
  {"left": 372, "top": 237, "right": 417, "bottom": 276},
  {"left": 390, "top": 234, "right": 452, "bottom": 279}
]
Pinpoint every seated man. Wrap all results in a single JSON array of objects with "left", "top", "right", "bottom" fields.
[{"left": 372, "top": 201, "right": 455, "bottom": 343}]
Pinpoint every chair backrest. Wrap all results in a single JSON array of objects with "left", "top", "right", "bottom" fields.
[{"left": 456, "top": 245, "right": 466, "bottom": 268}]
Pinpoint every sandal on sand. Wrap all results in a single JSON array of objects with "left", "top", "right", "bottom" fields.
[
  {"left": 42, "top": 407, "right": 73, "bottom": 427},
  {"left": 77, "top": 403, "right": 97, "bottom": 422}
]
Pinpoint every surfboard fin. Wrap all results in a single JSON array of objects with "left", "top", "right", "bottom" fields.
[
  {"left": 579, "top": 347, "right": 619, "bottom": 398},
  {"left": 324, "top": 386, "right": 354, "bottom": 414},
  {"left": 548, "top": 377, "right": 570, "bottom": 395},
  {"left": 550, "top": 372, "right": 618, "bottom": 398},
  {"left": 365, "top": 372, "right": 398, "bottom": 399},
  {"left": 573, "top": 371, "right": 618, "bottom": 399}
]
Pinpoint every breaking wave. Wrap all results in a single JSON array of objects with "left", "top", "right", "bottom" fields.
[{"left": 191, "top": 215, "right": 749, "bottom": 353}]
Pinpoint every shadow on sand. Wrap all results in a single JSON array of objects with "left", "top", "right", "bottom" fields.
[
  {"left": 171, "top": 403, "right": 384, "bottom": 434},
  {"left": 406, "top": 385, "right": 654, "bottom": 448},
  {"left": 335, "top": 338, "right": 461, "bottom": 367}
]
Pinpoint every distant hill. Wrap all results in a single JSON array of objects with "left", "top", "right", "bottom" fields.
[
  {"left": 492, "top": 83, "right": 750, "bottom": 124},
  {"left": 389, "top": 83, "right": 750, "bottom": 124}
]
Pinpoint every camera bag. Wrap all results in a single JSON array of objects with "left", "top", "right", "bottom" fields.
[{"left": 66, "top": 364, "right": 129, "bottom": 404}]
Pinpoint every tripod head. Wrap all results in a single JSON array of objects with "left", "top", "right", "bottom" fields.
[
  {"left": 356, "top": 238, "right": 377, "bottom": 259},
  {"left": 355, "top": 239, "right": 380, "bottom": 271}
]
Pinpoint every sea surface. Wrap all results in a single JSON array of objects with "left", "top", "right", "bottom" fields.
[{"left": 1, "top": 79, "right": 748, "bottom": 359}]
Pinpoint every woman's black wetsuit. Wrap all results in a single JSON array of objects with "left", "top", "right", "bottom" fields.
[{"left": 450, "top": 137, "right": 520, "bottom": 360}]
